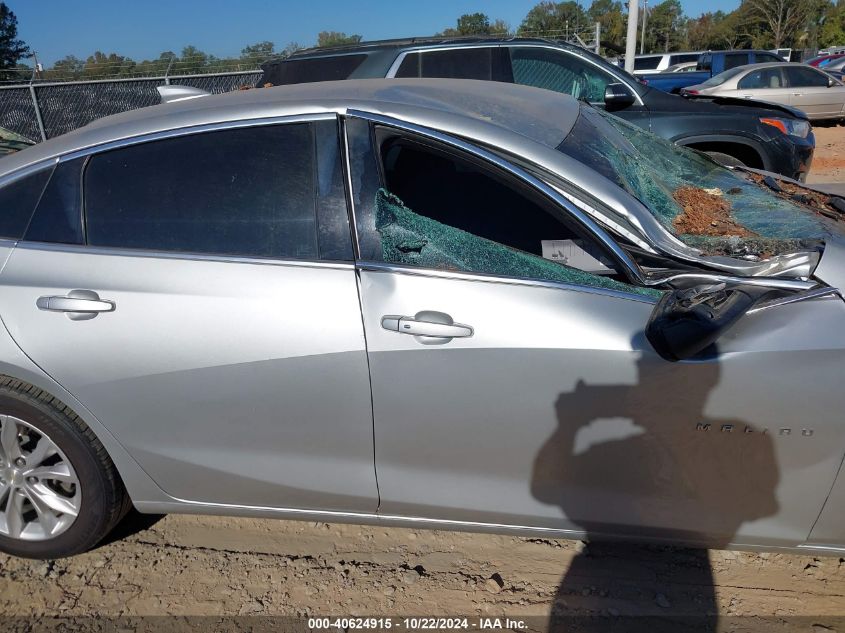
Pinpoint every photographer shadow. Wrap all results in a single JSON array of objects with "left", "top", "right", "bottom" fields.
[{"left": 531, "top": 350, "right": 780, "bottom": 632}]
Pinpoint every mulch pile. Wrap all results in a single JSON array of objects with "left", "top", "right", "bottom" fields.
[{"left": 672, "top": 186, "right": 756, "bottom": 237}]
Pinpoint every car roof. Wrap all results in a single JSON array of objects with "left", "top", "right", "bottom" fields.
[
  {"left": 636, "top": 51, "right": 701, "bottom": 58},
  {"left": 0, "top": 76, "right": 669, "bottom": 271},
  {"left": 723, "top": 61, "right": 813, "bottom": 74},
  {"left": 701, "top": 49, "right": 776, "bottom": 54},
  {"left": 0, "top": 78, "right": 582, "bottom": 176},
  {"left": 285, "top": 36, "right": 581, "bottom": 58}
]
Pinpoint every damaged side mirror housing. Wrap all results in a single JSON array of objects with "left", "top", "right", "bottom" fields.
[
  {"left": 645, "top": 284, "right": 768, "bottom": 362},
  {"left": 604, "top": 83, "right": 636, "bottom": 111}
]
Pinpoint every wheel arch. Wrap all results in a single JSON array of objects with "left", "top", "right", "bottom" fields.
[{"left": 674, "top": 134, "right": 770, "bottom": 171}]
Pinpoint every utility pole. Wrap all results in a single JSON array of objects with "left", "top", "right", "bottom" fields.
[
  {"left": 640, "top": 0, "right": 648, "bottom": 55},
  {"left": 625, "top": 0, "right": 639, "bottom": 73},
  {"left": 665, "top": 5, "right": 672, "bottom": 52},
  {"left": 31, "top": 50, "right": 42, "bottom": 80}
]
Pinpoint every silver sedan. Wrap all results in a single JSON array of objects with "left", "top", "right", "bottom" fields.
[
  {"left": 683, "top": 61, "right": 845, "bottom": 120},
  {"left": 0, "top": 79, "right": 844, "bottom": 559}
]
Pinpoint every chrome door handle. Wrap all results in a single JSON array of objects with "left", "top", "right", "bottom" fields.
[
  {"left": 381, "top": 311, "right": 473, "bottom": 339},
  {"left": 37, "top": 290, "right": 114, "bottom": 320}
]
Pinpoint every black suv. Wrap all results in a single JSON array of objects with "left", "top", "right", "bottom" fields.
[{"left": 260, "top": 37, "right": 814, "bottom": 181}]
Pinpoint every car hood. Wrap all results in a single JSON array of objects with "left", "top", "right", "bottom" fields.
[
  {"left": 681, "top": 94, "right": 809, "bottom": 120},
  {"left": 813, "top": 233, "right": 845, "bottom": 291}
]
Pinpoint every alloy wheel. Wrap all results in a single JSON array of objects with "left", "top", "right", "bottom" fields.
[{"left": 0, "top": 414, "right": 81, "bottom": 541}]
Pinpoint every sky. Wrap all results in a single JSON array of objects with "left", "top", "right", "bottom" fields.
[{"left": 12, "top": 0, "right": 742, "bottom": 66}]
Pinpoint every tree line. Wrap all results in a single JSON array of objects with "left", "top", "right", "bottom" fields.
[
  {"left": 445, "top": 1, "right": 845, "bottom": 55},
  {"left": 2, "top": 1, "right": 845, "bottom": 82}
]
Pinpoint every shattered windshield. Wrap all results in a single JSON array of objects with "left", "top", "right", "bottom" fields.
[{"left": 556, "top": 104, "right": 841, "bottom": 256}]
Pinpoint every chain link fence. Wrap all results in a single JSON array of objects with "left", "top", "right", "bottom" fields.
[{"left": 0, "top": 70, "right": 263, "bottom": 143}]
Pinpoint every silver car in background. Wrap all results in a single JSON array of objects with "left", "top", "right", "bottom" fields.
[
  {"left": 683, "top": 62, "right": 845, "bottom": 121},
  {"left": 0, "top": 79, "right": 845, "bottom": 559},
  {"left": 820, "top": 57, "right": 845, "bottom": 73}
]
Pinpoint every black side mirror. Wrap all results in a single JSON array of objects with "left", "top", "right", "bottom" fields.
[
  {"left": 604, "top": 83, "right": 636, "bottom": 111},
  {"left": 645, "top": 284, "right": 770, "bottom": 362}
]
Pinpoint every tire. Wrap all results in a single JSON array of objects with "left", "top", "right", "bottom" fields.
[
  {"left": 0, "top": 378, "right": 129, "bottom": 559},
  {"left": 704, "top": 151, "right": 747, "bottom": 168}
]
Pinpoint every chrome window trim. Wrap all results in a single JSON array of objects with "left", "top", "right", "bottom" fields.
[
  {"left": 0, "top": 157, "right": 58, "bottom": 189},
  {"left": 655, "top": 272, "right": 817, "bottom": 291},
  {"left": 339, "top": 116, "right": 362, "bottom": 259},
  {"left": 58, "top": 112, "right": 338, "bottom": 163},
  {"left": 357, "top": 261, "right": 658, "bottom": 304},
  {"left": 345, "top": 109, "right": 645, "bottom": 285},
  {"left": 385, "top": 43, "right": 644, "bottom": 107},
  {"left": 543, "top": 179, "right": 657, "bottom": 253},
  {"left": 15, "top": 240, "right": 354, "bottom": 271}
]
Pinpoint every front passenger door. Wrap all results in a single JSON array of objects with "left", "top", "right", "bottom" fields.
[
  {"left": 347, "top": 116, "right": 845, "bottom": 549},
  {"left": 736, "top": 66, "right": 791, "bottom": 105},
  {"left": 784, "top": 65, "right": 841, "bottom": 118}
]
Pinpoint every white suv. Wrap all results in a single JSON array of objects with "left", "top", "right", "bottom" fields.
[{"left": 631, "top": 51, "right": 702, "bottom": 74}]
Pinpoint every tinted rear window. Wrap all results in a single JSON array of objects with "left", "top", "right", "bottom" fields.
[
  {"left": 634, "top": 56, "right": 661, "bottom": 70},
  {"left": 261, "top": 54, "right": 367, "bottom": 86},
  {"left": 0, "top": 167, "right": 52, "bottom": 240},
  {"left": 724, "top": 53, "right": 749, "bottom": 70},
  {"left": 670, "top": 53, "right": 699, "bottom": 64},
  {"left": 25, "top": 158, "right": 85, "bottom": 245},
  {"left": 84, "top": 124, "right": 319, "bottom": 259},
  {"left": 395, "top": 48, "right": 493, "bottom": 80},
  {"left": 700, "top": 65, "right": 746, "bottom": 87},
  {"left": 756, "top": 53, "right": 784, "bottom": 63}
]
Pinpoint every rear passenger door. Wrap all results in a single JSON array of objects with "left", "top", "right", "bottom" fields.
[
  {"left": 737, "top": 66, "right": 791, "bottom": 105},
  {"left": 0, "top": 117, "right": 379, "bottom": 513}
]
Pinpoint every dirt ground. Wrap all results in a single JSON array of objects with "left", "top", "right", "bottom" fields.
[
  {"left": 2, "top": 124, "right": 845, "bottom": 631},
  {"left": 807, "top": 121, "right": 845, "bottom": 185},
  {"left": 2, "top": 512, "right": 845, "bottom": 628}
]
